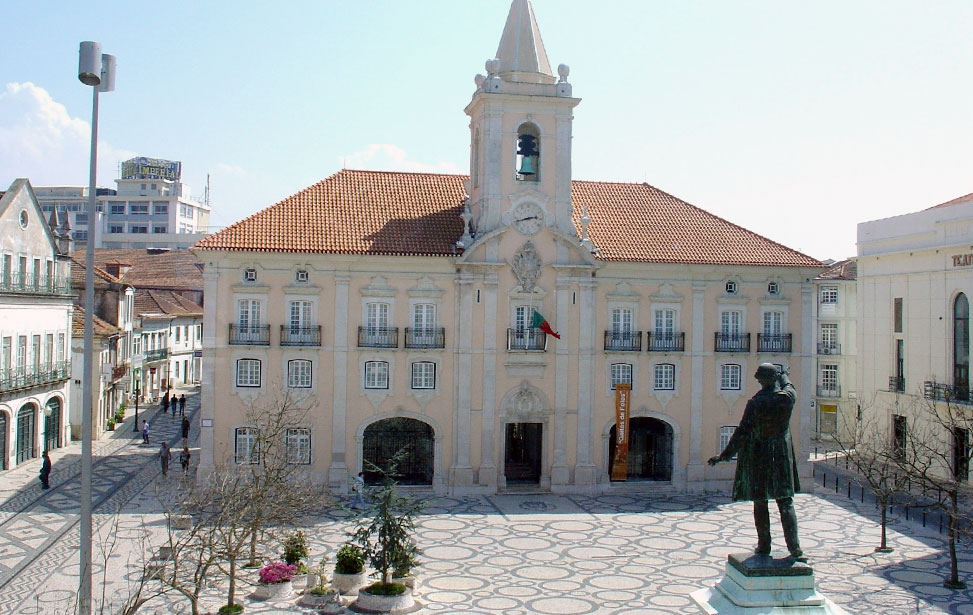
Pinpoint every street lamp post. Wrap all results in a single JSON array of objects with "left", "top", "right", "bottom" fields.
[
  {"left": 132, "top": 377, "right": 140, "bottom": 432},
  {"left": 77, "top": 41, "right": 115, "bottom": 615}
]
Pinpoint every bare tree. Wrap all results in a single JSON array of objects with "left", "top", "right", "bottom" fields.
[
  {"left": 836, "top": 398, "right": 912, "bottom": 552},
  {"left": 895, "top": 393, "right": 973, "bottom": 589}
]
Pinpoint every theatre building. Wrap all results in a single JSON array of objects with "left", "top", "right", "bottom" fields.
[{"left": 193, "top": 0, "right": 823, "bottom": 494}]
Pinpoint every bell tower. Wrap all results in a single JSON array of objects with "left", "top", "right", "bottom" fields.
[{"left": 465, "top": 0, "right": 580, "bottom": 239}]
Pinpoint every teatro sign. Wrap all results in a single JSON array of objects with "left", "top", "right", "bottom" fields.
[{"left": 951, "top": 253, "right": 973, "bottom": 267}]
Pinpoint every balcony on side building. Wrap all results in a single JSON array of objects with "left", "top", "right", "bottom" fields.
[
  {"left": 923, "top": 380, "right": 972, "bottom": 404},
  {"left": 280, "top": 325, "right": 322, "bottom": 347},
  {"left": 715, "top": 332, "right": 750, "bottom": 352},
  {"left": 229, "top": 324, "right": 270, "bottom": 346},
  {"left": 145, "top": 348, "right": 169, "bottom": 362},
  {"left": 816, "top": 384, "right": 841, "bottom": 398},
  {"left": 0, "top": 361, "right": 71, "bottom": 394},
  {"left": 758, "top": 333, "right": 792, "bottom": 353},
  {"left": 112, "top": 364, "right": 128, "bottom": 381},
  {"left": 817, "top": 342, "right": 841, "bottom": 355},
  {"left": 507, "top": 328, "right": 547, "bottom": 351},
  {"left": 0, "top": 272, "right": 73, "bottom": 296},
  {"left": 647, "top": 332, "right": 685, "bottom": 352},
  {"left": 404, "top": 327, "right": 445, "bottom": 349},
  {"left": 888, "top": 376, "right": 905, "bottom": 393},
  {"left": 604, "top": 331, "right": 642, "bottom": 352},
  {"left": 358, "top": 326, "right": 398, "bottom": 348}
]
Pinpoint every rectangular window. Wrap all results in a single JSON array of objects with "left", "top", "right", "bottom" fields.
[
  {"left": 236, "top": 358, "right": 261, "bottom": 387},
  {"left": 515, "top": 305, "right": 537, "bottom": 332},
  {"left": 364, "top": 361, "right": 389, "bottom": 389},
  {"left": 129, "top": 225, "right": 148, "bottom": 234},
  {"left": 153, "top": 202, "right": 168, "bottom": 214},
  {"left": 612, "top": 308, "right": 633, "bottom": 334},
  {"left": 290, "top": 300, "right": 311, "bottom": 330},
  {"left": 720, "top": 364, "right": 742, "bottom": 390},
  {"left": 238, "top": 299, "right": 261, "bottom": 329},
  {"left": 288, "top": 359, "right": 312, "bottom": 388},
  {"left": 411, "top": 361, "right": 436, "bottom": 389},
  {"left": 820, "top": 364, "right": 838, "bottom": 392},
  {"left": 820, "top": 323, "right": 838, "bottom": 350},
  {"left": 892, "top": 415, "right": 907, "bottom": 460},
  {"left": 721, "top": 310, "right": 742, "bottom": 335},
  {"left": 109, "top": 224, "right": 124, "bottom": 234},
  {"left": 17, "top": 336, "right": 27, "bottom": 369},
  {"left": 653, "top": 363, "right": 675, "bottom": 390},
  {"left": 110, "top": 204, "right": 126, "bottom": 215},
  {"left": 719, "top": 426, "right": 738, "bottom": 459},
  {"left": 610, "top": 363, "right": 633, "bottom": 390},
  {"left": 174, "top": 362, "right": 180, "bottom": 378},
  {"left": 1, "top": 337, "right": 10, "bottom": 377},
  {"left": 820, "top": 286, "right": 838, "bottom": 304},
  {"left": 953, "top": 427, "right": 970, "bottom": 481},
  {"left": 893, "top": 297, "right": 903, "bottom": 333},
  {"left": 654, "top": 309, "right": 675, "bottom": 335},
  {"left": 152, "top": 225, "right": 167, "bottom": 234},
  {"left": 234, "top": 427, "right": 260, "bottom": 464},
  {"left": 57, "top": 333, "right": 65, "bottom": 363},
  {"left": 366, "top": 302, "right": 390, "bottom": 330},
  {"left": 75, "top": 213, "right": 88, "bottom": 223},
  {"left": 175, "top": 327, "right": 181, "bottom": 343},
  {"left": 286, "top": 428, "right": 311, "bottom": 465},
  {"left": 130, "top": 202, "right": 149, "bottom": 214},
  {"left": 763, "top": 311, "right": 783, "bottom": 336},
  {"left": 45, "top": 334, "right": 53, "bottom": 367},
  {"left": 197, "top": 324, "right": 202, "bottom": 340}
]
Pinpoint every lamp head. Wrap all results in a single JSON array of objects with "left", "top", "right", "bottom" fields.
[{"left": 78, "top": 41, "right": 102, "bottom": 86}]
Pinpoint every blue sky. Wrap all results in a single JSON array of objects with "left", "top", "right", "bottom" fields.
[{"left": 2, "top": 0, "right": 971, "bottom": 261}]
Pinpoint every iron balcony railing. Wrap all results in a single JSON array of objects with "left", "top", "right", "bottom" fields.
[
  {"left": 715, "top": 332, "right": 750, "bottom": 352},
  {"left": 758, "top": 333, "right": 792, "bottom": 353},
  {"left": 816, "top": 384, "right": 841, "bottom": 398},
  {"left": 145, "top": 348, "right": 169, "bottom": 362},
  {"left": 0, "top": 361, "right": 70, "bottom": 393},
  {"left": 280, "top": 325, "right": 322, "bottom": 346},
  {"left": 647, "top": 332, "right": 685, "bottom": 352},
  {"left": 817, "top": 342, "right": 841, "bottom": 355},
  {"left": 507, "top": 328, "right": 547, "bottom": 351},
  {"left": 603, "top": 331, "right": 642, "bottom": 352},
  {"left": 112, "top": 364, "right": 128, "bottom": 380},
  {"left": 404, "top": 327, "right": 445, "bottom": 349},
  {"left": 229, "top": 324, "right": 270, "bottom": 345},
  {"left": 924, "top": 381, "right": 972, "bottom": 404},
  {"left": 358, "top": 326, "right": 398, "bottom": 348},
  {"left": 889, "top": 376, "right": 905, "bottom": 393},
  {"left": 0, "top": 272, "right": 73, "bottom": 296}
]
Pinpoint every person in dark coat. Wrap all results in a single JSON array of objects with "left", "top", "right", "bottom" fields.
[
  {"left": 179, "top": 394, "right": 186, "bottom": 416},
  {"left": 181, "top": 416, "right": 190, "bottom": 440},
  {"left": 708, "top": 363, "right": 804, "bottom": 560},
  {"left": 159, "top": 442, "right": 171, "bottom": 476},
  {"left": 39, "top": 450, "right": 52, "bottom": 489},
  {"left": 162, "top": 392, "right": 170, "bottom": 414}
]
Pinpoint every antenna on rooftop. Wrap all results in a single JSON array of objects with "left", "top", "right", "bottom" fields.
[{"left": 204, "top": 173, "right": 211, "bottom": 208}]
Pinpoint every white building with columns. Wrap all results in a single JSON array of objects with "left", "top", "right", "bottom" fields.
[{"left": 193, "top": 0, "right": 823, "bottom": 494}]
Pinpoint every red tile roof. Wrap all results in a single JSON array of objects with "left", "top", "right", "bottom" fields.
[
  {"left": 72, "top": 306, "right": 119, "bottom": 337},
  {"left": 93, "top": 248, "right": 203, "bottom": 291},
  {"left": 926, "top": 192, "right": 973, "bottom": 211},
  {"left": 135, "top": 289, "right": 203, "bottom": 318},
  {"left": 195, "top": 169, "right": 821, "bottom": 267},
  {"left": 70, "top": 257, "right": 122, "bottom": 290},
  {"left": 815, "top": 258, "right": 857, "bottom": 281}
]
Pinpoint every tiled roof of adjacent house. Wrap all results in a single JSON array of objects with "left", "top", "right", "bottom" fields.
[
  {"left": 70, "top": 257, "right": 121, "bottom": 290},
  {"left": 816, "top": 258, "right": 857, "bottom": 281},
  {"left": 135, "top": 289, "right": 203, "bottom": 318},
  {"left": 194, "top": 169, "right": 821, "bottom": 267},
  {"left": 71, "top": 306, "right": 119, "bottom": 337},
  {"left": 93, "top": 248, "right": 204, "bottom": 290},
  {"left": 926, "top": 192, "right": 973, "bottom": 210}
]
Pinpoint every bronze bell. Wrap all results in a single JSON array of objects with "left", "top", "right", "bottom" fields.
[{"left": 518, "top": 156, "right": 536, "bottom": 176}]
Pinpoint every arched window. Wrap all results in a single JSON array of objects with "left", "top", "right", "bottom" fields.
[
  {"left": 45, "top": 398, "right": 62, "bottom": 451},
  {"left": 954, "top": 293, "right": 969, "bottom": 401},
  {"left": 0, "top": 411, "right": 7, "bottom": 470},
  {"left": 515, "top": 123, "right": 540, "bottom": 182},
  {"left": 362, "top": 417, "right": 434, "bottom": 485},
  {"left": 608, "top": 417, "right": 673, "bottom": 481},
  {"left": 16, "top": 404, "right": 35, "bottom": 465}
]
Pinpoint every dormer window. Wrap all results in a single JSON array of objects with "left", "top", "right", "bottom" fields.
[
  {"left": 725, "top": 281, "right": 738, "bottom": 295},
  {"left": 295, "top": 270, "right": 309, "bottom": 284},
  {"left": 515, "top": 123, "right": 540, "bottom": 182},
  {"left": 243, "top": 268, "right": 257, "bottom": 282}
]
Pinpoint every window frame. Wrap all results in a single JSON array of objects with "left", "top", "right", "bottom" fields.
[
  {"left": 653, "top": 363, "right": 675, "bottom": 391},
  {"left": 411, "top": 361, "right": 436, "bottom": 390},
  {"left": 234, "top": 427, "right": 260, "bottom": 465},
  {"left": 820, "top": 286, "right": 838, "bottom": 304},
  {"left": 610, "top": 363, "right": 633, "bottom": 391},
  {"left": 364, "top": 360, "right": 389, "bottom": 389},
  {"left": 285, "top": 428, "right": 312, "bottom": 465},
  {"left": 720, "top": 363, "right": 742, "bottom": 390},
  {"left": 287, "top": 359, "right": 312, "bottom": 388},
  {"left": 235, "top": 358, "right": 261, "bottom": 387}
]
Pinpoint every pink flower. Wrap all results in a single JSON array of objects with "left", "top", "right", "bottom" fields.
[{"left": 258, "top": 561, "right": 298, "bottom": 584}]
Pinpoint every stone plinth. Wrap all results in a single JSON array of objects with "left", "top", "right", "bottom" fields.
[{"left": 691, "top": 553, "right": 849, "bottom": 615}]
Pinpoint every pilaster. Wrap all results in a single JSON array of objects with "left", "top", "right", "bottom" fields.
[
  {"left": 574, "top": 278, "right": 597, "bottom": 485},
  {"left": 196, "top": 265, "right": 219, "bottom": 481},
  {"left": 328, "top": 273, "right": 350, "bottom": 490},
  {"left": 479, "top": 272, "right": 499, "bottom": 488},
  {"left": 551, "top": 277, "right": 571, "bottom": 485},
  {"left": 450, "top": 274, "right": 475, "bottom": 488},
  {"left": 687, "top": 281, "right": 706, "bottom": 482}
]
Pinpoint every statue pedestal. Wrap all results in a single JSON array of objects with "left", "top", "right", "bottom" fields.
[{"left": 691, "top": 553, "right": 849, "bottom": 615}]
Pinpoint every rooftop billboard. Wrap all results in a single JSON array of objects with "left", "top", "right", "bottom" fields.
[{"left": 121, "top": 157, "right": 182, "bottom": 181}]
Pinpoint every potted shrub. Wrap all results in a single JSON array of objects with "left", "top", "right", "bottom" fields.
[
  {"left": 281, "top": 530, "right": 311, "bottom": 589},
  {"left": 391, "top": 545, "right": 421, "bottom": 590},
  {"left": 331, "top": 543, "right": 367, "bottom": 596},
  {"left": 254, "top": 561, "right": 297, "bottom": 600},
  {"left": 106, "top": 418, "right": 116, "bottom": 431}
]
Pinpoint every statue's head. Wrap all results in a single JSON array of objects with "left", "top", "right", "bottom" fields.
[{"left": 754, "top": 363, "right": 779, "bottom": 385}]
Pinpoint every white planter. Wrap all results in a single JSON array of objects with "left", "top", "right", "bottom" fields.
[
  {"left": 253, "top": 580, "right": 293, "bottom": 600},
  {"left": 299, "top": 590, "right": 343, "bottom": 613},
  {"left": 291, "top": 573, "right": 313, "bottom": 591},
  {"left": 391, "top": 574, "right": 417, "bottom": 591},
  {"left": 354, "top": 587, "right": 416, "bottom": 613},
  {"left": 332, "top": 570, "right": 367, "bottom": 596}
]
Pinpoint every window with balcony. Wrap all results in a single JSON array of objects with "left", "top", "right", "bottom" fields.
[
  {"left": 508, "top": 305, "right": 545, "bottom": 350},
  {"left": 720, "top": 364, "right": 741, "bottom": 390},
  {"left": 234, "top": 427, "right": 260, "bottom": 464},
  {"left": 360, "top": 302, "right": 396, "bottom": 347},
  {"left": 610, "top": 363, "right": 633, "bottom": 391},
  {"left": 406, "top": 304, "right": 443, "bottom": 348},
  {"left": 759, "top": 310, "right": 791, "bottom": 353},
  {"left": 231, "top": 299, "right": 268, "bottom": 345},
  {"left": 235, "top": 358, "right": 261, "bottom": 387},
  {"left": 819, "top": 323, "right": 839, "bottom": 354},
  {"left": 653, "top": 363, "right": 675, "bottom": 390},
  {"left": 287, "top": 359, "right": 312, "bottom": 388},
  {"left": 282, "top": 300, "right": 320, "bottom": 346},
  {"left": 286, "top": 428, "right": 311, "bottom": 465},
  {"left": 365, "top": 361, "right": 389, "bottom": 389},
  {"left": 716, "top": 310, "right": 748, "bottom": 352},
  {"left": 819, "top": 364, "right": 839, "bottom": 397},
  {"left": 411, "top": 361, "right": 436, "bottom": 389},
  {"left": 606, "top": 308, "right": 639, "bottom": 351}
]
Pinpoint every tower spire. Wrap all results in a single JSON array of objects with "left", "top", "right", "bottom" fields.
[{"left": 495, "top": 0, "right": 555, "bottom": 84}]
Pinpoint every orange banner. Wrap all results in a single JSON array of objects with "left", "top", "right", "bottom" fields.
[{"left": 611, "top": 384, "right": 631, "bottom": 481}]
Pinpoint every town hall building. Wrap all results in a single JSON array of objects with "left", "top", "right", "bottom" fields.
[{"left": 193, "top": 0, "right": 823, "bottom": 494}]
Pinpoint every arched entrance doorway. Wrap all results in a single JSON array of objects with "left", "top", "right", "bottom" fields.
[
  {"left": 16, "top": 404, "right": 36, "bottom": 465},
  {"left": 45, "top": 399, "right": 62, "bottom": 452},
  {"left": 609, "top": 417, "right": 673, "bottom": 481},
  {"left": 0, "top": 412, "right": 7, "bottom": 470},
  {"left": 362, "top": 417, "right": 434, "bottom": 485}
]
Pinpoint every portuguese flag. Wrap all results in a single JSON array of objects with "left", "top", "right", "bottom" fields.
[{"left": 532, "top": 310, "right": 561, "bottom": 339}]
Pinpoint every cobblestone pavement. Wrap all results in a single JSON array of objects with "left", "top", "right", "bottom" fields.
[{"left": 2, "top": 410, "right": 972, "bottom": 614}]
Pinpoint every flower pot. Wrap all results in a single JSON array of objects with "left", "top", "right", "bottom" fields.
[
  {"left": 290, "top": 573, "right": 313, "bottom": 591},
  {"left": 299, "top": 589, "right": 342, "bottom": 612},
  {"left": 331, "top": 570, "right": 367, "bottom": 596},
  {"left": 391, "top": 574, "right": 417, "bottom": 591},
  {"left": 354, "top": 586, "right": 415, "bottom": 613},
  {"left": 253, "top": 580, "right": 293, "bottom": 600}
]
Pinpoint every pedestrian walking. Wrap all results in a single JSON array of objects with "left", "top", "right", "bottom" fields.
[
  {"left": 179, "top": 394, "right": 186, "bottom": 416},
  {"left": 142, "top": 419, "right": 150, "bottom": 445},
  {"left": 162, "top": 392, "right": 170, "bottom": 415},
  {"left": 351, "top": 472, "right": 366, "bottom": 509},
  {"left": 181, "top": 415, "right": 190, "bottom": 440},
  {"left": 159, "top": 442, "right": 171, "bottom": 476},
  {"left": 179, "top": 446, "right": 191, "bottom": 473},
  {"left": 39, "top": 450, "right": 52, "bottom": 489}
]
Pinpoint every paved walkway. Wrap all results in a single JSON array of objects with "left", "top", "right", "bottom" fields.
[{"left": 0, "top": 415, "right": 971, "bottom": 614}]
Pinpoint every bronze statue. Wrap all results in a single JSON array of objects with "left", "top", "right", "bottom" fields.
[{"left": 708, "top": 363, "right": 804, "bottom": 561}]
